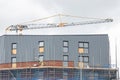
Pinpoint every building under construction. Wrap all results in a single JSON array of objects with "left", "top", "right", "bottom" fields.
[
  {"left": 0, "top": 14, "right": 118, "bottom": 80},
  {"left": 0, "top": 34, "right": 117, "bottom": 80}
]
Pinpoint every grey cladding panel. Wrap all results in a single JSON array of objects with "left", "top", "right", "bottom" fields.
[{"left": 0, "top": 35, "right": 109, "bottom": 67}]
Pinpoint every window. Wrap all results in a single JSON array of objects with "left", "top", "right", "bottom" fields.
[
  {"left": 63, "top": 41, "right": 68, "bottom": 46},
  {"left": 38, "top": 55, "right": 44, "bottom": 66},
  {"left": 63, "top": 55, "right": 68, "bottom": 61},
  {"left": 78, "top": 56, "right": 89, "bottom": 68},
  {"left": 78, "top": 62, "right": 84, "bottom": 68},
  {"left": 63, "top": 41, "right": 69, "bottom": 53},
  {"left": 78, "top": 48, "right": 84, "bottom": 53},
  {"left": 83, "top": 56, "right": 89, "bottom": 63},
  {"left": 39, "top": 41, "right": 44, "bottom": 47},
  {"left": 84, "top": 63, "right": 89, "bottom": 68},
  {"left": 11, "top": 57, "right": 16, "bottom": 68},
  {"left": 39, "top": 41, "right": 44, "bottom": 53},
  {"left": 63, "top": 55, "right": 68, "bottom": 67},
  {"left": 12, "top": 43, "right": 17, "bottom": 49},
  {"left": 78, "top": 56, "right": 83, "bottom": 62},
  {"left": 78, "top": 56, "right": 89, "bottom": 63},
  {"left": 39, "top": 55, "right": 44, "bottom": 62},
  {"left": 84, "top": 43, "right": 88, "bottom": 48},
  {"left": 78, "top": 42, "right": 89, "bottom": 54},
  {"left": 11, "top": 43, "right": 17, "bottom": 54},
  {"left": 79, "top": 43, "right": 84, "bottom": 47},
  {"left": 63, "top": 47, "right": 68, "bottom": 53},
  {"left": 84, "top": 49, "right": 88, "bottom": 53},
  {"left": 63, "top": 62, "right": 68, "bottom": 67},
  {"left": 78, "top": 56, "right": 83, "bottom": 68},
  {"left": 12, "top": 57, "right": 16, "bottom": 63}
]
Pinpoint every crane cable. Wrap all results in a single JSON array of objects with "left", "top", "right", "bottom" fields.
[
  {"left": 57, "top": 14, "right": 105, "bottom": 20},
  {"left": 21, "top": 14, "right": 59, "bottom": 24},
  {"left": 20, "top": 14, "right": 105, "bottom": 24}
]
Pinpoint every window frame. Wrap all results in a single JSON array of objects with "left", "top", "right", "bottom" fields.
[
  {"left": 63, "top": 47, "right": 69, "bottom": 53},
  {"left": 83, "top": 56, "right": 89, "bottom": 63},
  {"left": 63, "top": 41, "right": 69, "bottom": 53},
  {"left": 78, "top": 42, "right": 89, "bottom": 54},
  {"left": 39, "top": 41, "right": 44, "bottom": 47},
  {"left": 11, "top": 57, "right": 16, "bottom": 63},
  {"left": 38, "top": 41, "right": 45, "bottom": 53},
  {"left": 78, "top": 56, "right": 83, "bottom": 62},
  {"left": 12, "top": 43, "right": 17, "bottom": 49},
  {"left": 11, "top": 43, "right": 17, "bottom": 55},
  {"left": 78, "top": 56, "right": 89, "bottom": 63},
  {"left": 38, "top": 55, "right": 44, "bottom": 62},
  {"left": 63, "top": 55, "right": 69, "bottom": 67},
  {"left": 63, "top": 55, "right": 69, "bottom": 62},
  {"left": 63, "top": 41, "right": 69, "bottom": 47}
]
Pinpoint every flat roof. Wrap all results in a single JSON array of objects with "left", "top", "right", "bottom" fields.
[{"left": 2, "top": 34, "right": 108, "bottom": 37}]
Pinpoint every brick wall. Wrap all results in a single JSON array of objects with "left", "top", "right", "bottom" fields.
[{"left": 0, "top": 60, "right": 74, "bottom": 69}]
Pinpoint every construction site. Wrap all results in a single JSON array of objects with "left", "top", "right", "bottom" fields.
[{"left": 0, "top": 14, "right": 118, "bottom": 80}]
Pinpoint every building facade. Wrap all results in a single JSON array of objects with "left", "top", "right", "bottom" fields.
[{"left": 0, "top": 35, "right": 117, "bottom": 80}]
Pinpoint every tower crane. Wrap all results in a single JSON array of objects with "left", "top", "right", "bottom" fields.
[{"left": 5, "top": 14, "right": 113, "bottom": 34}]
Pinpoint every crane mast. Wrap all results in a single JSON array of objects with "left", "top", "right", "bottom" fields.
[{"left": 5, "top": 14, "right": 113, "bottom": 34}]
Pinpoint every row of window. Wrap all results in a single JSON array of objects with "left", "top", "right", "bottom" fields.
[
  {"left": 11, "top": 56, "right": 89, "bottom": 65},
  {"left": 63, "top": 41, "right": 89, "bottom": 54},
  {"left": 63, "top": 55, "right": 89, "bottom": 67},
  {"left": 78, "top": 56, "right": 89, "bottom": 63},
  {"left": 11, "top": 41, "right": 89, "bottom": 54},
  {"left": 63, "top": 55, "right": 89, "bottom": 62}
]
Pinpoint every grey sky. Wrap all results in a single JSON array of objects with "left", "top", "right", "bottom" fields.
[{"left": 0, "top": 0, "right": 120, "bottom": 70}]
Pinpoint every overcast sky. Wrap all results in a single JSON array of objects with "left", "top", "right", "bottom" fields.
[{"left": 0, "top": 0, "right": 120, "bottom": 71}]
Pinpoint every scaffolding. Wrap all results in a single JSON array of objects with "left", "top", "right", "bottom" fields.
[{"left": 0, "top": 66, "right": 117, "bottom": 80}]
